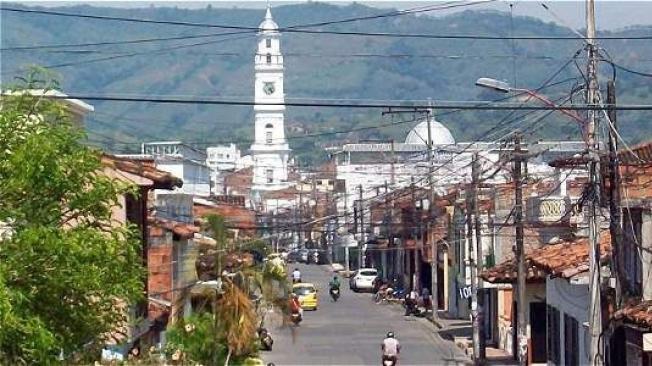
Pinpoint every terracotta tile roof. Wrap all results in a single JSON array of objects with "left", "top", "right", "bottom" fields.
[
  {"left": 480, "top": 256, "right": 547, "bottom": 284},
  {"left": 149, "top": 217, "right": 199, "bottom": 239},
  {"left": 614, "top": 299, "right": 652, "bottom": 329},
  {"left": 261, "top": 186, "right": 301, "bottom": 200},
  {"left": 102, "top": 154, "right": 183, "bottom": 190},
  {"left": 529, "top": 232, "right": 611, "bottom": 279},
  {"left": 618, "top": 140, "right": 652, "bottom": 165},
  {"left": 482, "top": 232, "right": 612, "bottom": 283}
]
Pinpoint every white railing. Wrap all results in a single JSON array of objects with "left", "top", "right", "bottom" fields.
[{"left": 527, "top": 196, "right": 569, "bottom": 223}]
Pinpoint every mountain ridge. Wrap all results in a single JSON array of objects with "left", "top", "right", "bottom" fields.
[{"left": 2, "top": 2, "right": 651, "bottom": 164}]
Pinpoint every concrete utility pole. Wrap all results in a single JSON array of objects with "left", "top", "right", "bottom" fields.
[
  {"left": 344, "top": 188, "right": 350, "bottom": 273},
  {"left": 472, "top": 153, "right": 486, "bottom": 363},
  {"left": 411, "top": 177, "right": 419, "bottom": 291},
  {"left": 466, "top": 157, "right": 479, "bottom": 363},
  {"left": 426, "top": 108, "right": 439, "bottom": 320},
  {"left": 585, "top": 1, "right": 604, "bottom": 364},
  {"left": 514, "top": 133, "right": 527, "bottom": 366},
  {"left": 298, "top": 189, "right": 304, "bottom": 248},
  {"left": 358, "top": 184, "right": 364, "bottom": 269}
]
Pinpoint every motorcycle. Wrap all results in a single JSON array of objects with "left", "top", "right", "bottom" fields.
[
  {"left": 258, "top": 328, "right": 274, "bottom": 351},
  {"left": 329, "top": 287, "right": 340, "bottom": 302},
  {"left": 290, "top": 311, "right": 302, "bottom": 325},
  {"left": 292, "top": 277, "right": 302, "bottom": 284},
  {"left": 382, "top": 355, "right": 398, "bottom": 366}
]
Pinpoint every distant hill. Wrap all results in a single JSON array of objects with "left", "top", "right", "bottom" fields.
[{"left": 2, "top": 2, "right": 652, "bottom": 164}]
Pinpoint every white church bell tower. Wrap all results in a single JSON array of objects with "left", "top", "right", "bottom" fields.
[{"left": 251, "top": 5, "right": 291, "bottom": 193}]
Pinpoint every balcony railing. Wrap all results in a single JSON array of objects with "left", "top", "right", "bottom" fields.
[{"left": 526, "top": 196, "right": 570, "bottom": 224}]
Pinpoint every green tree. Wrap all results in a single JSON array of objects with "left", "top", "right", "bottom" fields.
[{"left": 0, "top": 72, "right": 144, "bottom": 363}]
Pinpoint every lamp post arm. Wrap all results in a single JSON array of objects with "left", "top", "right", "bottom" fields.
[{"left": 514, "top": 88, "right": 586, "bottom": 126}]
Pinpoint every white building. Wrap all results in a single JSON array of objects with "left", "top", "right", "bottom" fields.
[
  {"left": 206, "top": 144, "right": 241, "bottom": 194},
  {"left": 250, "top": 6, "right": 292, "bottom": 194},
  {"left": 206, "top": 144, "right": 241, "bottom": 171},
  {"left": 133, "top": 141, "right": 211, "bottom": 197},
  {"left": 327, "top": 116, "right": 482, "bottom": 216}
]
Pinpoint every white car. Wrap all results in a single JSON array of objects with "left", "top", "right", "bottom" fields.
[{"left": 349, "top": 268, "right": 378, "bottom": 292}]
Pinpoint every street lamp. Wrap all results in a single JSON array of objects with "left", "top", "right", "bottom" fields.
[
  {"left": 475, "top": 77, "right": 586, "bottom": 126},
  {"left": 475, "top": 77, "right": 511, "bottom": 93}
]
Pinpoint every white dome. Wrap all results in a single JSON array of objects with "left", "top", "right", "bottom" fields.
[
  {"left": 405, "top": 118, "right": 455, "bottom": 146},
  {"left": 259, "top": 7, "right": 279, "bottom": 33}
]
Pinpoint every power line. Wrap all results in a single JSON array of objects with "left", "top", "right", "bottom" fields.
[
  {"left": 602, "top": 59, "right": 652, "bottom": 78},
  {"left": 0, "top": 1, "right": 492, "bottom": 52},
  {"left": 3, "top": 6, "right": 650, "bottom": 41},
  {"left": 2, "top": 33, "right": 255, "bottom": 74},
  {"left": 35, "top": 93, "right": 652, "bottom": 110}
]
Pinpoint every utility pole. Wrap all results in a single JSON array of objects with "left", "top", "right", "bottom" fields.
[
  {"left": 344, "top": 188, "right": 350, "bottom": 273},
  {"left": 586, "top": 0, "right": 604, "bottom": 364},
  {"left": 384, "top": 180, "right": 390, "bottom": 280},
  {"left": 358, "top": 184, "right": 364, "bottom": 269},
  {"left": 426, "top": 108, "right": 439, "bottom": 320},
  {"left": 298, "top": 189, "right": 304, "bottom": 248},
  {"left": 472, "top": 153, "right": 486, "bottom": 363},
  {"left": 607, "top": 80, "right": 624, "bottom": 306},
  {"left": 390, "top": 140, "right": 396, "bottom": 186},
  {"left": 411, "top": 177, "right": 419, "bottom": 291},
  {"left": 466, "top": 159, "right": 479, "bottom": 364},
  {"left": 514, "top": 133, "right": 527, "bottom": 366}
]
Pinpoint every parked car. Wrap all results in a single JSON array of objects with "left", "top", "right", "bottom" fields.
[
  {"left": 286, "top": 250, "right": 301, "bottom": 263},
  {"left": 298, "top": 249, "right": 310, "bottom": 263},
  {"left": 349, "top": 268, "right": 378, "bottom": 292}
]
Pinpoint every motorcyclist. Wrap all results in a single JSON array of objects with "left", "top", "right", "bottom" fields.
[
  {"left": 329, "top": 275, "right": 341, "bottom": 290},
  {"left": 381, "top": 331, "right": 400, "bottom": 365},
  {"left": 289, "top": 293, "right": 303, "bottom": 321},
  {"left": 292, "top": 268, "right": 301, "bottom": 283},
  {"left": 405, "top": 288, "right": 418, "bottom": 316}
]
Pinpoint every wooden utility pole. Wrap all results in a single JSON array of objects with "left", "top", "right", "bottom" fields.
[
  {"left": 358, "top": 184, "right": 364, "bottom": 269},
  {"left": 586, "top": 0, "right": 604, "bottom": 363},
  {"left": 607, "top": 80, "right": 624, "bottom": 305},
  {"left": 514, "top": 133, "right": 527, "bottom": 366},
  {"left": 472, "top": 153, "right": 486, "bottom": 363}
]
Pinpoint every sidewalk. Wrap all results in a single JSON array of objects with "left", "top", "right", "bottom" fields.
[{"left": 421, "top": 312, "right": 517, "bottom": 365}]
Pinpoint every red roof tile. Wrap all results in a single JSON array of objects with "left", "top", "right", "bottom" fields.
[
  {"left": 480, "top": 257, "right": 547, "bottom": 284},
  {"left": 102, "top": 154, "right": 183, "bottom": 190},
  {"left": 614, "top": 299, "right": 652, "bottom": 329},
  {"left": 148, "top": 217, "right": 199, "bottom": 239},
  {"left": 529, "top": 232, "right": 611, "bottom": 279},
  {"left": 481, "top": 232, "right": 611, "bottom": 283}
]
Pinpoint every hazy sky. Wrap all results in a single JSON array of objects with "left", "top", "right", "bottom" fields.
[{"left": 12, "top": 1, "right": 652, "bottom": 30}]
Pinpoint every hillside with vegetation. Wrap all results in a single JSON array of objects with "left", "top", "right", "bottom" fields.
[{"left": 2, "top": 2, "right": 652, "bottom": 164}]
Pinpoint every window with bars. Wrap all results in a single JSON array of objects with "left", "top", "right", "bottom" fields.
[
  {"left": 547, "top": 305, "right": 561, "bottom": 365},
  {"left": 266, "top": 53, "right": 272, "bottom": 64},
  {"left": 266, "top": 131, "right": 273, "bottom": 144},
  {"left": 266, "top": 169, "right": 273, "bottom": 184},
  {"left": 564, "top": 314, "right": 579, "bottom": 366},
  {"left": 266, "top": 38, "right": 271, "bottom": 48}
]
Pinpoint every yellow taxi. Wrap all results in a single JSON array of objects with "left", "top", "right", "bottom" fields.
[{"left": 292, "top": 283, "right": 318, "bottom": 310}]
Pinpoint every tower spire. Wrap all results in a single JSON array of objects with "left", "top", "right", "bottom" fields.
[{"left": 265, "top": 1, "right": 272, "bottom": 20}]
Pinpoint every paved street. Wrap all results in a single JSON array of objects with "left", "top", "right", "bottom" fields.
[{"left": 262, "top": 264, "right": 470, "bottom": 365}]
